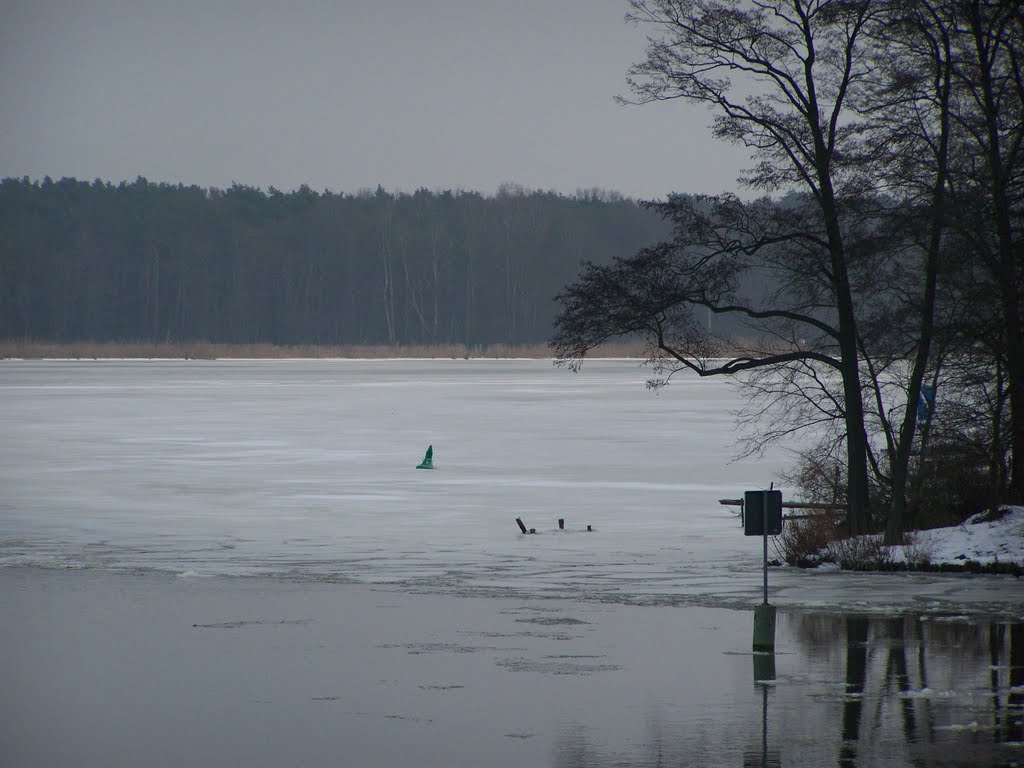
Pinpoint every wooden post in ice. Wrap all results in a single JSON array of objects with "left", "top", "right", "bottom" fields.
[
  {"left": 558, "top": 518, "right": 565, "bottom": 530},
  {"left": 516, "top": 518, "right": 536, "bottom": 534}
]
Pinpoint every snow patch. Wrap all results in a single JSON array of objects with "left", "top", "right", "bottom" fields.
[
  {"left": 887, "top": 506, "right": 1024, "bottom": 566},
  {"left": 897, "top": 688, "right": 956, "bottom": 699},
  {"left": 935, "top": 721, "right": 991, "bottom": 732}
]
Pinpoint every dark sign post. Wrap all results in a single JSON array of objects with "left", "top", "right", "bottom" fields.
[
  {"left": 744, "top": 489, "right": 783, "bottom": 603},
  {"left": 744, "top": 488, "right": 782, "bottom": 652}
]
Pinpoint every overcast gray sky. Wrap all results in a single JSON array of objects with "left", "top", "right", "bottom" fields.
[{"left": 1, "top": 0, "right": 749, "bottom": 200}]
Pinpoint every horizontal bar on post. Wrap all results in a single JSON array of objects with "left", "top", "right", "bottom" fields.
[{"left": 718, "top": 498, "right": 845, "bottom": 511}]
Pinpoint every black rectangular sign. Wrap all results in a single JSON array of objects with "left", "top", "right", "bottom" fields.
[{"left": 744, "top": 490, "right": 783, "bottom": 536}]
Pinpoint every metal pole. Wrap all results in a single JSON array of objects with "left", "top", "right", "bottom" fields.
[
  {"left": 762, "top": 499, "right": 769, "bottom": 605},
  {"left": 763, "top": 482, "right": 775, "bottom": 605},
  {"left": 752, "top": 486, "right": 777, "bottom": 653}
]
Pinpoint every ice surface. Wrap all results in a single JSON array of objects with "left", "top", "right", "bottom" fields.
[{"left": 2, "top": 358, "right": 1023, "bottom": 618}]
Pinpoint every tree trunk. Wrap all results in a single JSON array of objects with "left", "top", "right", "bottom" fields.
[
  {"left": 819, "top": 175, "right": 873, "bottom": 533},
  {"left": 885, "top": 7, "right": 952, "bottom": 543},
  {"left": 840, "top": 336, "right": 873, "bottom": 534},
  {"left": 1004, "top": 293, "right": 1024, "bottom": 502},
  {"left": 968, "top": 0, "right": 1024, "bottom": 502}
]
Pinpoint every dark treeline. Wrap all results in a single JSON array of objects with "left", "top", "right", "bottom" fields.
[{"left": 0, "top": 177, "right": 667, "bottom": 347}]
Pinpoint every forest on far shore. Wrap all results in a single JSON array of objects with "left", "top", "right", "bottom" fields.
[{"left": 0, "top": 176, "right": 674, "bottom": 349}]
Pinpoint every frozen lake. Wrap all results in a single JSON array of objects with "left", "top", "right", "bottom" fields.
[
  {"left": 2, "top": 358, "right": 1023, "bottom": 618},
  {"left": 3, "top": 359, "right": 1024, "bottom": 766}
]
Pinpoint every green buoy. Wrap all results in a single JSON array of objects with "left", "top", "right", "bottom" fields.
[{"left": 416, "top": 445, "right": 434, "bottom": 470}]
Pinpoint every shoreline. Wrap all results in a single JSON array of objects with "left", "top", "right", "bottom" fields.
[
  {"left": 0, "top": 340, "right": 645, "bottom": 361},
  {"left": 0, "top": 339, "right": 772, "bottom": 361}
]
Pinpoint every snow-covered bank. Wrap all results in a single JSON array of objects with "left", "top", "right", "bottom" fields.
[
  {"left": 806, "top": 506, "right": 1024, "bottom": 576},
  {"left": 889, "top": 506, "right": 1024, "bottom": 569}
]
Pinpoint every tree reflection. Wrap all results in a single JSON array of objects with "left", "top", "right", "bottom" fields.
[
  {"left": 839, "top": 616, "right": 869, "bottom": 767},
  {"left": 1010, "top": 624, "right": 1024, "bottom": 743},
  {"left": 792, "top": 613, "right": 1022, "bottom": 767},
  {"left": 550, "top": 614, "right": 1023, "bottom": 768}
]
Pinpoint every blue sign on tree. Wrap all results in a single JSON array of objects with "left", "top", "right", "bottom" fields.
[{"left": 917, "top": 385, "right": 936, "bottom": 423}]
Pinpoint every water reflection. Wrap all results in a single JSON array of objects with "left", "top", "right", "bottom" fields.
[
  {"left": 840, "top": 616, "right": 868, "bottom": 767},
  {"left": 744, "top": 680, "right": 782, "bottom": 768},
  {"left": 552, "top": 614, "right": 1024, "bottom": 768}
]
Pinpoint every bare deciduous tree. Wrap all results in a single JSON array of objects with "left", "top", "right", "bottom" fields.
[{"left": 555, "top": 0, "right": 882, "bottom": 533}]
